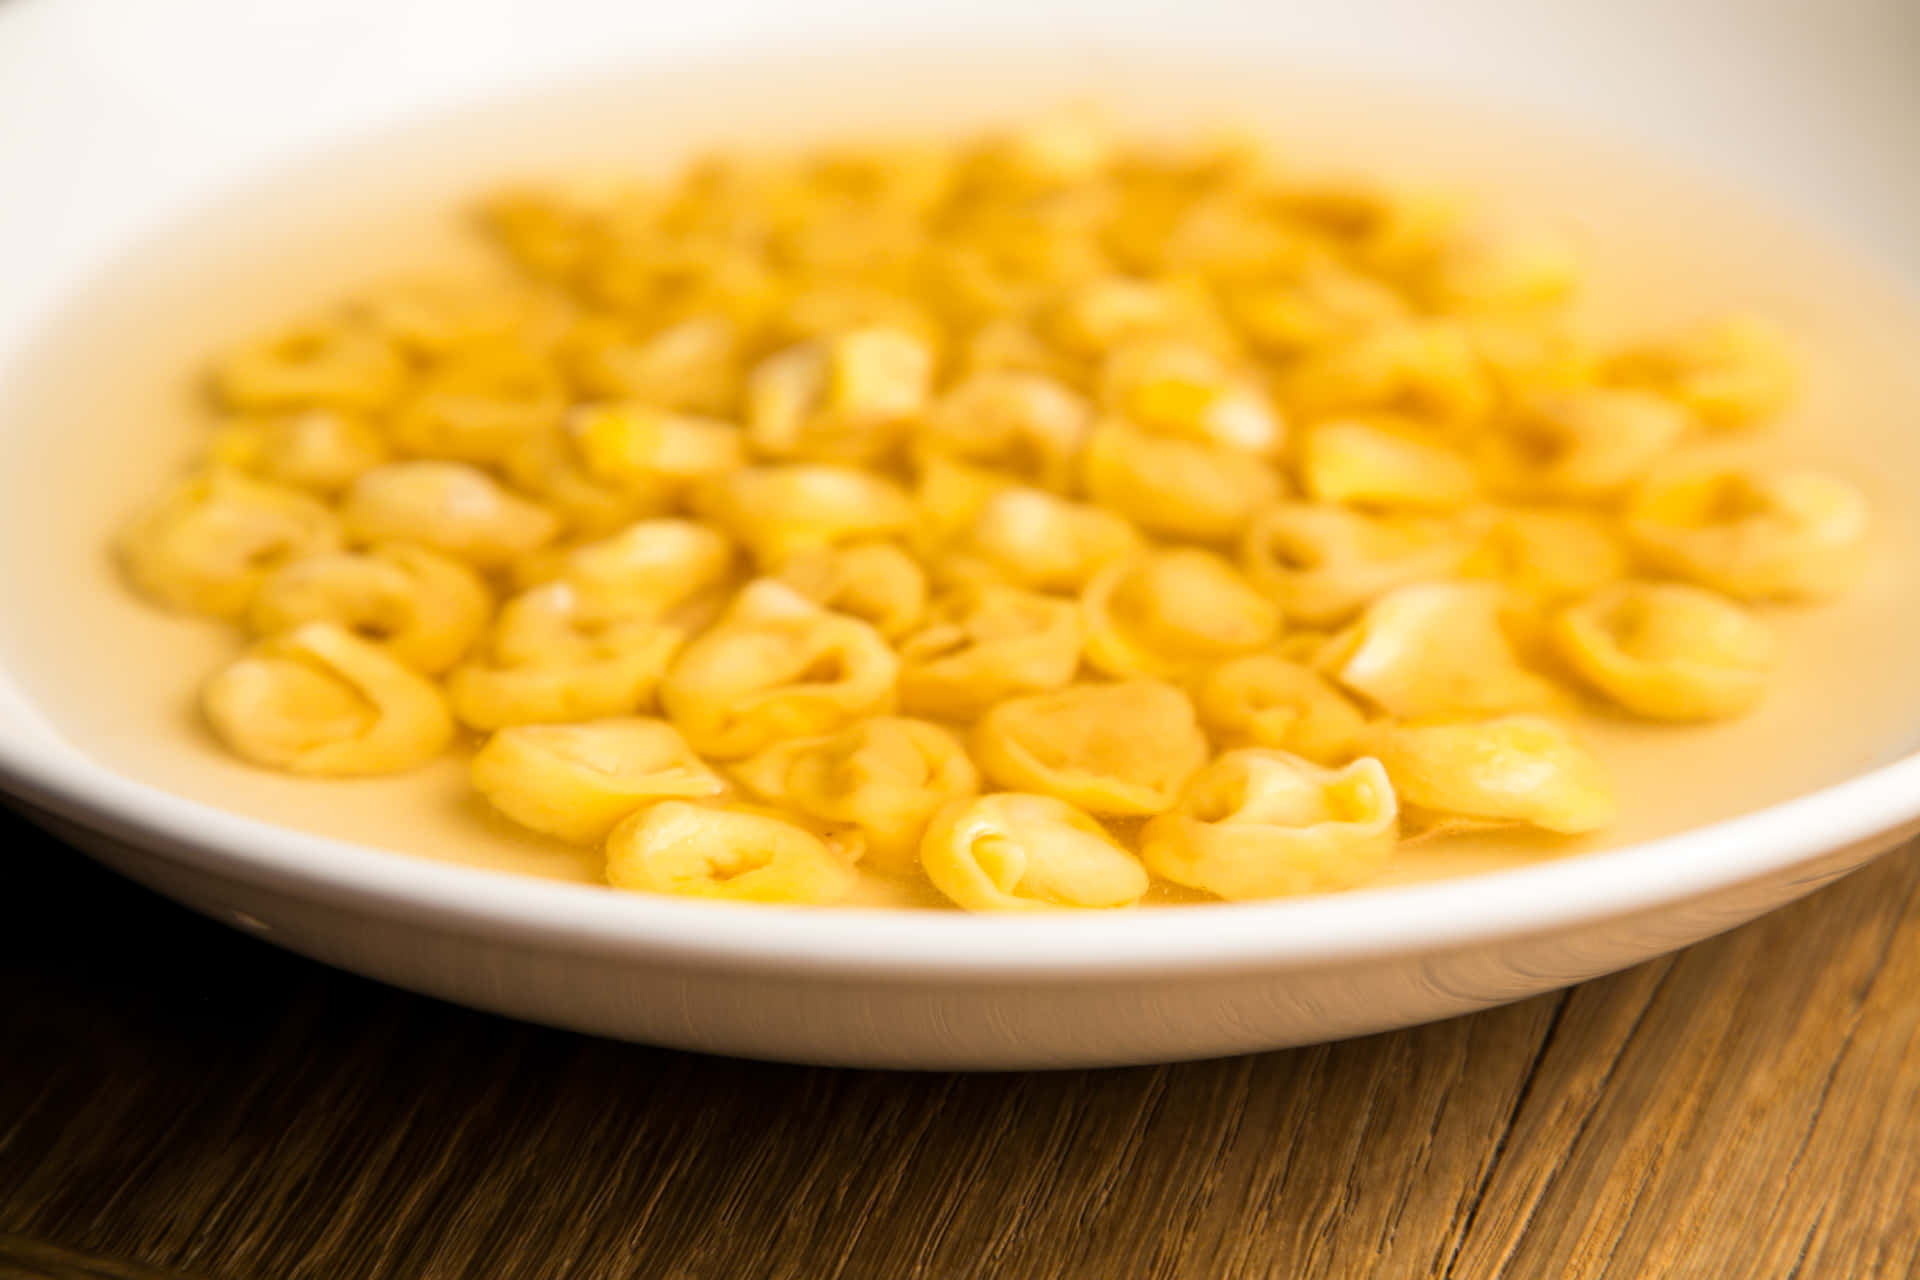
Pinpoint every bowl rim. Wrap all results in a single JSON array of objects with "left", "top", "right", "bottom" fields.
[
  {"left": 4, "top": 12, "right": 1920, "bottom": 983},
  {"left": 5, "top": 720, "right": 1918, "bottom": 979}
]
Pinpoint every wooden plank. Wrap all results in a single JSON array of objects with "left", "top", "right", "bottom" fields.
[
  {"left": 6, "top": 809, "right": 1920, "bottom": 1279},
  {"left": 0, "top": 1235, "right": 207, "bottom": 1280}
]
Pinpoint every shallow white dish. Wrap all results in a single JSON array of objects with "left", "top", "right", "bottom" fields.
[{"left": 2, "top": 0, "right": 1919, "bottom": 1068}]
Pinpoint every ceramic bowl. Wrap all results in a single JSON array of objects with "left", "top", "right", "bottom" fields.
[{"left": 2, "top": 0, "right": 1917, "bottom": 1067}]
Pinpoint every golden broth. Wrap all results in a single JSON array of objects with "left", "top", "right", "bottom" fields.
[{"left": 2, "top": 54, "right": 1916, "bottom": 907}]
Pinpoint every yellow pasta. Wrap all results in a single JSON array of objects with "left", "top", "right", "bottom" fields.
[
  {"left": 921, "top": 793, "right": 1149, "bottom": 911},
  {"left": 1082, "top": 548, "right": 1279, "bottom": 680},
  {"left": 734, "top": 717, "right": 978, "bottom": 875},
  {"left": 659, "top": 579, "right": 899, "bottom": 758},
  {"left": 776, "top": 541, "right": 928, "bottom": 640},
  {"left": 1081, "top": 419, "right": 1281, "bottom": 544},
  {"left": 1045, "top": 275, "right": 1229, "bottom": 360},
  {"left": 972, "top": 680, "right": 1208, "bottom": 816},
  {"left": 526, "top": 518, "right": 735, "bottom": 623},
  {"left": 1240, "top": 503, "right": 1470, "bottom": 626},
  {"left": 471, "top": 717, "right": 726, "bottom": 844},
  {"left": 1553, "top": 582, "right": 1775, "bottom": 721},
  {"left": 1326, "top": 582, "right": 1560, "bottom": 721},
  {"left": 202, "top": 622, "right": 454, "bottom": 775},
  {"left": 118, "top": 469, "right": 342, "bottom": 619},
  {"left": 567, "top": 402, "right": 747, "bottom": 495},
  {"left": 940, "top": 485, "right": 1142, "bottom": 594},
  {"left": 111, "top": 115, "right": 1880, "bottom": 907},
  {"left": 353, "top": 275, "right": 568, "bottom": 358},
  {"left": 566, "top": 314, "right": 744, "bottom": 415},
  {"left": 896, "top": 582, "right": 1083, "bottom": 719},
  {"left": 1369, "top": 716, "right": 1616, "bottom": 835},
  {"left": 340, "top": 461, "right": 560, "bottom": 569},
  {"left": 606, "top": 801, "right": 857, "bottom": 904},
  {"left": 1097, "top": 337, "right": 1286, "bottom": 455},
  {"left": 205, "top": 408, "right": 390, "bottom": 496},
  {"left": 916, "top": 369, "right": 1091, "bottom": 489},
  {"left": 1141, "top": 751, "right": 1398, "bottom": 899},
  {"left": 1226, "top": 260, "right": 1410, "bottom": 357},
  {"left": 1418, "top": 233, "right": 1579, "bottom": 314},
  {"left": 1283, "top": 319, "right": 1495, "bottom": 432},
  {"left": 388, "top": 339, "right": 569, "bottom": 466},
  {"left": 1461, "top": 506, "right": 1628, "bottom": 603},
  {"left": 745, "top": 326, "right": 935, "bottom": 463},
  {"left": 1194, "top": 653, "right": 1370, "bottom": 764},
  {"left": 249, "top": 543, "right": 492, "bottom": 675},
  {"left": 1479, "top": 388, "right": 1690, "bottom": 501},
  {"left": 446, "top": 582, "right": 684, "bottom": 730},
  {"left": 1623, "top": 460, "right": 1869, "bottom": 602},
  {"left": 213, "top": 318, "right": 408, "bottom": 413},
  {"left": 1606, "top": 315, "right": 1794, "bottom": 432},
  {"left": 1297, "top": 416, "right": 1478, "bottom": 511},
  {"left": 695, "top": 464, "right": 915, "bottom": 567}
]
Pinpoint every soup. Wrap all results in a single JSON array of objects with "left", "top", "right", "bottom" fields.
[{"left": 1, "top": 57, "right": 1915, "bottom": 911}]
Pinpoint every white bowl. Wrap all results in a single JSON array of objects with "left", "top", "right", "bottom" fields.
[{"left": 3, "top": 0, "right": 1919, "bottom": 1068}]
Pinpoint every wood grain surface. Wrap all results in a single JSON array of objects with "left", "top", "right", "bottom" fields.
[{"left": 5, "top": 808, "right": 1919, "bottom": 1280}]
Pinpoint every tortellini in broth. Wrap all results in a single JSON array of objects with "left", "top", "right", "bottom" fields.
[
  {"left": 660, "top": 580, "right": 899, "bottom": 758},
  {"left": 973, "top": 681, "right": 1209, "bottom": 816},
  {"left": 116, "top": 115, "right": 1875, "bottom": 908},
  {"left": 1142, "top": 751, "right": 1398, "bottom": 899}
]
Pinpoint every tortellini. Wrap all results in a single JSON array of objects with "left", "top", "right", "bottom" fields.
[
  {"left": 921, "top": 793, "right": 1149, "bottom": 911},
  {"left": 897, "top": 583, "right": 1083, "bottom": 719},
  {"left": 471, "top": 717, "right": 726, "bottom": 844},
  {"left": 1081, "top": 420, "right": 1280, "bottom": 544},
  {"left": 1097, "top": 338, "right": 1286, "bottom": 455},
  {"left": 1553, "top": 582, "right": 1774, "bottom": 721},
  {"left": 734, "top": 717, "right": 978, "bottom": 874},
  {"left": 776, "top": 541, "right": 927, "bottom": 639},
  {"left": 1369, "top": 715, "right": 1616, "bottom": 834},
  {"left": 917, "top": 369, "right": 1090, "bottom": 489},
  {"left": 567, "top": 402, "right": 747, "bottom": 496},
  {"left": 1606, "top": 316, "right": 1794, "bottom": 432},
  {"left": 1082, "top": 549, "right": 1279, "bottom": 680},
  {"left": 353, "top": 275, "right": 567, "bottom": 358},
  {"left": 972, "top": 680, "right": 1208, "bottom": 816},
  {"left": 660, "top": 580, "right": 899, "bottom": 758},
  {"left": 213, "top": 319, "right": 408, "bottom": 413},
  {"left": 606, "top": 801, "right": 857, "bottom": 904},
  {"left": 1240, "top": 503, "right": 1470, "bottom": 626},
  {"left": 1298, "top": 417, "right": 1477, "bottom": 511},
  {"left": 1283, "top": 319, "right": 1495, "bottom": 432},
  {"left": 119, "top": 469, "right": 342, "bottom": 619},
  {"left": 1195, "top": 654, "right": 1369, "bottom": 765},
  {"left": 526, "top": 519, "right": 735, "bottom": 622},
  {"left": 116, "top": 116, "right": 1878, "bottom": 909},
  {"left": 205, "top": 408, "right": 390, "bottom": 496},
  {"left": 1479, "top": 389, "right": 1690, "bottom": 501},
  {"left": 567, "top": 315, "right": 743, "bottom": 415},
  {"left": 1226, "top": 260, "right": 1409, "bottom": 357},
  {"left": 746, "top": 326, "right": 935, "bottom": 462},
  {"left": 940, "top": 485, "right": 1141, "bottom": 594},
  {"left": 389, "top": 339, "right": 568, "bottom": 465},
  {"left": 203, "top": 622, "right": 454, "bottom": 775},
  {"left": 1623, "top": 461, "right": 1869, "bottom": 602},
  {"left": 447, "top": 582, "right": 684, "bottom": 730},
  {"left": 341, "top": 461, "right": 560, "bottom": 569},
  {"left": 249, "top": 543, "right": 492, "bottom": 674},
  {"left": 1462, "top": 507, "right": 1628, "bottom": 603},
  {"left": 695, "top": 464, "right": 915, "bottom": 567},
  {"left": 1141, "top": 751, "right": 1398, "bottom": 899},
  {"left": 1326, "top": 582, "right": 1560, "bottom": 721}
]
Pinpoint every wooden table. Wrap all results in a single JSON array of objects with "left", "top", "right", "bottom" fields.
[{"left": 6, "top": 808, "right": 1918, "bottom": 1280}]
